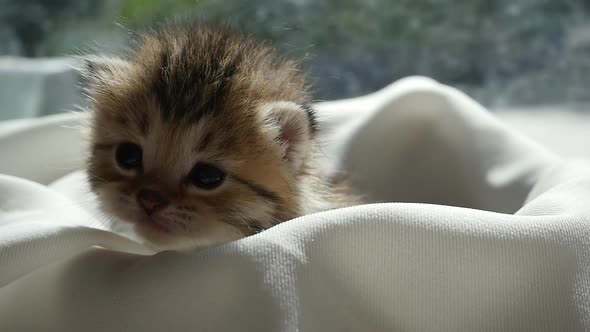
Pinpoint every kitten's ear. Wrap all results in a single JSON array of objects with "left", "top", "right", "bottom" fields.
[
  {"left": 261, "top": 101, "right": 317, "bottom": 171},
  {"left": 73, "top": 55, "right": 130, "bottom": 85}
]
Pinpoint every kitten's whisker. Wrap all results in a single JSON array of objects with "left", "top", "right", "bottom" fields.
[{"left": 86, "top": 173, "right": 110, "bottom": 183}]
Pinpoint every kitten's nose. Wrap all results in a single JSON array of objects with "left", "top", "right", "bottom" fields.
[{"left": 136, "top": 189, "right": 169, "bottom": 216}]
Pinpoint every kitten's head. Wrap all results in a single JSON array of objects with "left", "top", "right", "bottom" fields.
[{"left": 80, "top": 23, "right": 317, "bottom": 250}]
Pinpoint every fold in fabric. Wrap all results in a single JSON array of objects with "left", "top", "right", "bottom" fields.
[{"left": 1, "top": 77, "right": 589, "bottom": 331}]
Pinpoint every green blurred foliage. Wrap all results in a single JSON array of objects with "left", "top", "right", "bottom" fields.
[
  {"left": 1, "top": 0, "right": 589, "bottom": 103},
  {"left": 115, "top": 0, "right": 587, "bottom": 101}
]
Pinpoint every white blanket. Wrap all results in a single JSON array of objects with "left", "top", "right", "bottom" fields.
[{"left": 1, "top": 76, "right": 589, "bottom": 331}]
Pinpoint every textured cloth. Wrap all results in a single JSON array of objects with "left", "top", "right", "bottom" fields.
[{"left": 0, "top": 76, "right": 589, "bottom": 331}]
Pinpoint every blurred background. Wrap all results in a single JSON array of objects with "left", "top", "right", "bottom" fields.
[{"left": 0, "top": 0, "right": 589, "bottom": 156}]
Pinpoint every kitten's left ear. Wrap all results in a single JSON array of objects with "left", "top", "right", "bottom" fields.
[
  {"left": 261, "top": 101, "right": 317, "bottom": 171},
  {"left": 73, "top": 54, "right": 131, "bottom": 85}
]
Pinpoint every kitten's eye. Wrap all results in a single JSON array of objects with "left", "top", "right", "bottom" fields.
[
  {"left": 188, "top": 163, "right": 225, "bottom": 189},
  {"left": 115, "top": 143, "right": 142, "bottom": 170}
]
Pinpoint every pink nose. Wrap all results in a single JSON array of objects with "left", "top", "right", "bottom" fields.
[{"left": 136, "top": 189, "right": 169, "bottom": 216}]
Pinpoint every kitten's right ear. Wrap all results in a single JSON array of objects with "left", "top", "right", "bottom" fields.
[{"left": 261, "top": 101, "right": 316, "bottom": 172}]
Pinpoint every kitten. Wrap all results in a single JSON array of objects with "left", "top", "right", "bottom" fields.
[{"left": 80, "top": 22, "right": 360, "bottom": 251}]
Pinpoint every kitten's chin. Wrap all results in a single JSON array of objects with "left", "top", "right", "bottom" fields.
[
  {"left": 131, "top": 221, "right": 245, "bottom": 252},
  {"left": 97, "top": 192, "right": 245, "bottom": 251}
]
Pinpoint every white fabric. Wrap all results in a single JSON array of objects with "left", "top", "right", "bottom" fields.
[{"left": 1, "top": 76, "right": 589, "bottom": 331}]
